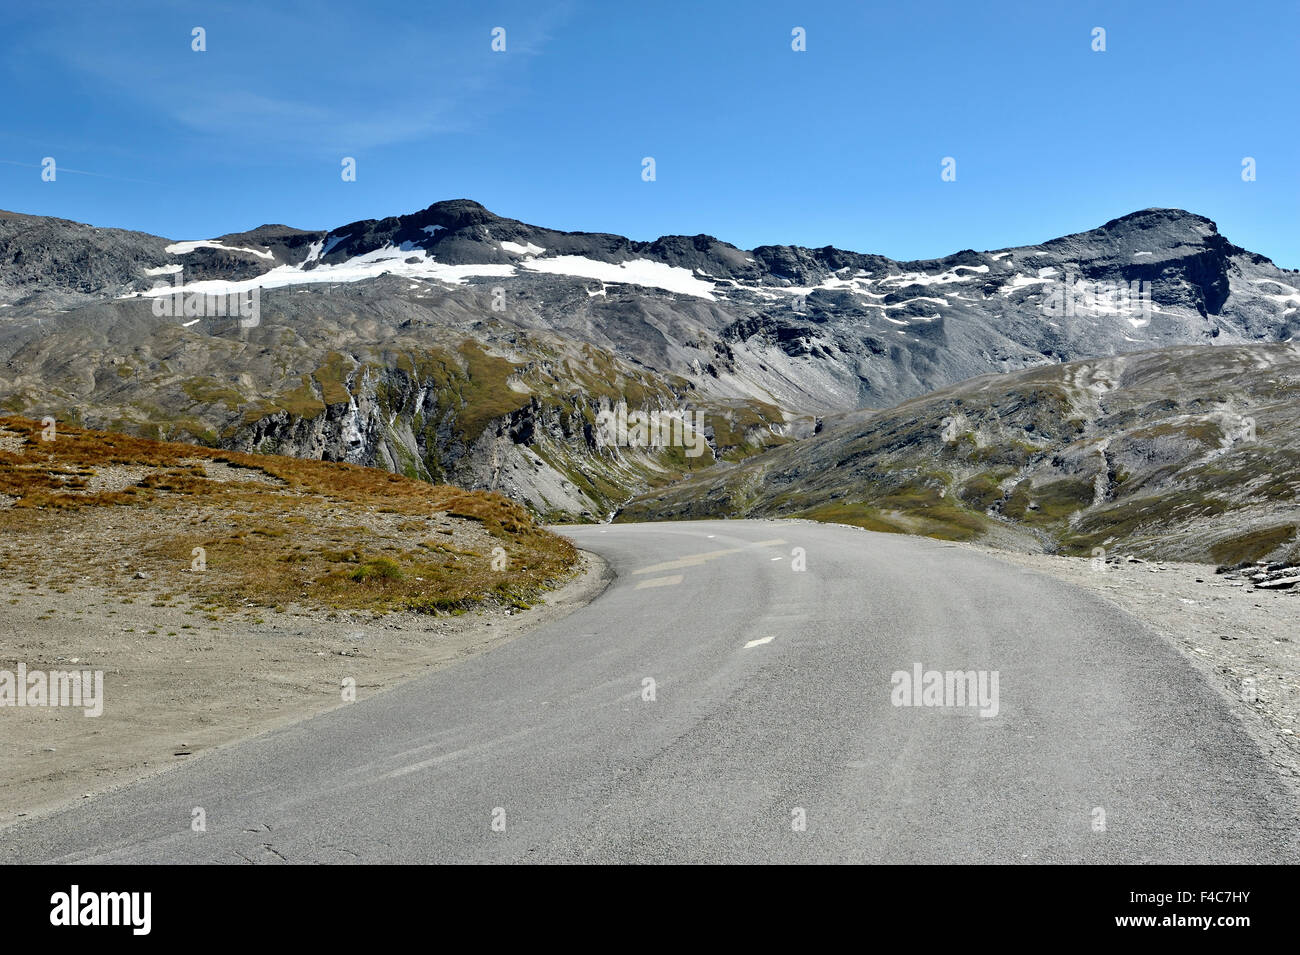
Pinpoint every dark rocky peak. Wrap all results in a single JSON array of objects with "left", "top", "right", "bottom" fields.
[
  {"left": 634, "top": 234, "right": 761, "bottom": 280},
  {"left": 0, "top": 209, "right": 170, "bottom": 304},
  {"left": 318, "top": 200, "right": 557, "bottom": 266},
  {"left": 896, "top": 248, "right": 991, "bottom": 273},
  {"left": 217, "top": 223, "right": 321, "bottom": 244},
  {"left": 407, "top": 199, "right": 508, "bottom": 236},
  {"left": 749, "top": 244, "right": 895, "bottom": 285},
  {"left": 1035, "top": 208, "right": 1223, "bottom": 262},
  {"left": 1097, "top": 207, "right": 1218, "bottom": 235},
  {"left": 214, "top": 224, "right": 327, "bottom": 265},
  {"left": 750, "top": 245, "right": 835, "bottom": 284}
]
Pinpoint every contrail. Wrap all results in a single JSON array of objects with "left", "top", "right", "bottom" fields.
[{"left": 0, "top": 159, "right": 160, "bottom": 186}]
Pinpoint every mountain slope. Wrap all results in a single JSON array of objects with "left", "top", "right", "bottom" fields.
[
  {"left": 619, "top": 343, "right": 1300, "bottom": 565},
  {"left": 0, "top": 414, "right": 578, "bottom": 613}
]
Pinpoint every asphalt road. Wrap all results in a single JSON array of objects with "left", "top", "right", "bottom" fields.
[{"left": 5, "top": 520, "right": 1298, "bottom": 864}]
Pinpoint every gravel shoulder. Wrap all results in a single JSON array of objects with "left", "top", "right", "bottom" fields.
[{"left": 0, "top": 550, "right": 610, "bottom": 828}]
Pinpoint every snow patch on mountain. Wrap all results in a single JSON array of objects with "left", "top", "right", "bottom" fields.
[
  {"left": 519, "top": 255, "right": 717, "bottom": 300},
  {"left": 1003, "top": 275, "right": 1053, "bottom": 293},
  {"left": 165, "top": 239, "right": 275, "bottom": 261},
  {"left": 886, "top": 296, "right": 949, "bottom": 308},
  {"left": 882, "top": 265, "right": 989, "bottom": 287},
  {"left": 500, "top": 240, "right": 545, "bottom": 256},
  {"left": 136, "top": 245, "right": 513, "bottom": 296}
]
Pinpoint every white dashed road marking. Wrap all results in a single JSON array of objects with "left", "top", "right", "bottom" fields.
[
  {"left": 635, "top": 575, "right": 683, "bottom": 590},
  {"left": 633, "top": 539, "right": 788, "bottom": 576}
]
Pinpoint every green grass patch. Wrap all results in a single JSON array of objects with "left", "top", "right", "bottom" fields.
[{"left": 1209, "top": 525, "right": 1297, "bottom": 566}]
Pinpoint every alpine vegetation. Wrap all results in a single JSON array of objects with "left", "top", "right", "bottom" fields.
[{"left": 594, "top": 400, "right": 708, "bottom": 457}]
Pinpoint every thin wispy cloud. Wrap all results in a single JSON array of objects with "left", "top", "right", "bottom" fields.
[
  {"left": 22, "top": 0, "right": 571, "bottom": 158},
  {"left": 167, "top": 90, "right": 465, "bottom": 154}
]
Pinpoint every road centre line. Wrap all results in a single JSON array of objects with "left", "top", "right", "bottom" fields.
[
  {"left": 632, "top": 539, "right": 788, "bottom": 575},
  {"left": 635, "top": 575, "right": 684, "bottom": 589}
]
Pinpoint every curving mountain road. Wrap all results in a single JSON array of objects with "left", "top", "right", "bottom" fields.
[{"left": 5, "top": 520, "right": 1298, "bottom": 864}]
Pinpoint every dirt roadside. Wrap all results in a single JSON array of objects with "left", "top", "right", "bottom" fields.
[{"left": 0, "top": 550, "right": 611, "bottom": 828}]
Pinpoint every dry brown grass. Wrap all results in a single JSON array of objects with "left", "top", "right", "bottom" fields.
[{"left": 0, "top": 416, "right": 578, "bottom": 615}]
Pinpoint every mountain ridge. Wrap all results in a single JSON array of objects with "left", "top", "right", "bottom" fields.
[
  {"left": 4, "top": 201, "right": 1290, "bottom": 306},
  {"left": 3, "top": 200, "right": 1298, "bottom": 521}
]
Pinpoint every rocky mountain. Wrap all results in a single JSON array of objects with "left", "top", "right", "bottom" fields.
[
  {"left": 1, "top": 201, "right": 1297, "bottom": 520},
  {"left": 620, "top": 343, "right": 1300, "bottom": 566}
]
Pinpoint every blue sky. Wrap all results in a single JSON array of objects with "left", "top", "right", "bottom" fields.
[{"left": 2, "top": 0, "right": 1296, "bottom": 265}]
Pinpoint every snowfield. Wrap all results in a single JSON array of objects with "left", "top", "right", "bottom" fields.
[{"left": 134, "top": 245, "right": 720, "bottom": 300}]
